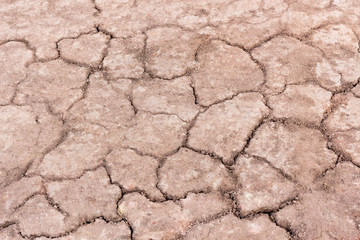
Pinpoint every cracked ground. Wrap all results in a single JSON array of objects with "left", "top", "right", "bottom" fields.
[{"left": 1, "top": 0, "right": 360, "bottom": 239}]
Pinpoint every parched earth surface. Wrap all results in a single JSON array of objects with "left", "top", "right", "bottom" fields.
[{"left": 1, "top": 0, "right": 360, "bottom": 239}]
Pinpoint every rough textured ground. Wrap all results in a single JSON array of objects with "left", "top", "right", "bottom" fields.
[{"left": 1, "top": 0, "right": 360, "bottom": 239}]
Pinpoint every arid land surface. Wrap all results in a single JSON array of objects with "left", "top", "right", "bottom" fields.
[{"left": 1, "top": 0, "right": 360, "bottom": 239}]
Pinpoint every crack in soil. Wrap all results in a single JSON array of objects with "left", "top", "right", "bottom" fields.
[{"left": 2, "top": 4, "right": 360, "bottom": 239}]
